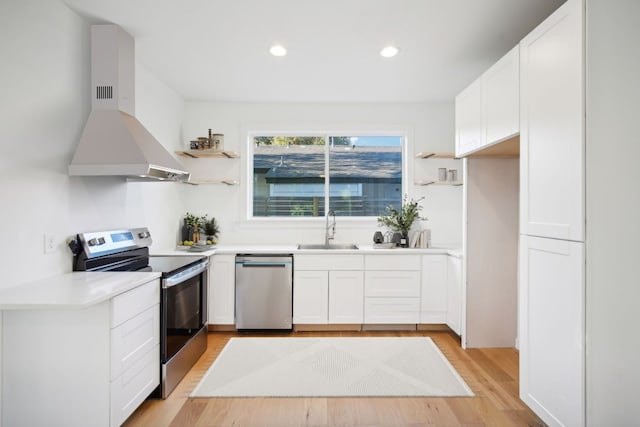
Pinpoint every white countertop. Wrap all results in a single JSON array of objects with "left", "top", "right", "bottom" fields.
[
  {"left": 0, "top": 271, "right": 161, "bottom": 310},
  {"left": 1, "top": 244, "right": 461, "bottom": 311},
  {"left": 152, "top": 244, "right": 462, "bottom": 257}
]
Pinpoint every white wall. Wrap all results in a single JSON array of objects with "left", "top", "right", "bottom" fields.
[
  {"left": 180, "top": 102, "right": 463, "bottom": 247},
  {"left": 0, "top": 3, "right": 186, "bottom": 421},
  {"left": 0, "top": 0, "right": 187, "bottom": 289},
  {"left": 586, "top": 0, "right": 640, "bottom": 424}
]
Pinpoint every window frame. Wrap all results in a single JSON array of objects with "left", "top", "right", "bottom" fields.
[{"left": 244, "top": 127, "right": 410, "bottom": 222}]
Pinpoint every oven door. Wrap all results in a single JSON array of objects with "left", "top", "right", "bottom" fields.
[{"left": 161, "top": 261, "right": 208, "bottom": 362}]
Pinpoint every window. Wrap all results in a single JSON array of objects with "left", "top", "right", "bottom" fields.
[{"left": 250, "top": 134, "right": 403, "bottom": 218}]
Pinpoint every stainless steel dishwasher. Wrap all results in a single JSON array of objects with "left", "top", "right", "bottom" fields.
[{"left": 235, "top": 254, "right": 293, "bottom": 330}]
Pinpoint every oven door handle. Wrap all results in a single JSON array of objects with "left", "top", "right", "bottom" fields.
[{"left": 163, "top": 260, "right": 209, "bottom": 288}]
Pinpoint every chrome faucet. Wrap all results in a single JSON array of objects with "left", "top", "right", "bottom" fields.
[{"left": 325, "top": 209, "right": 336, "bottom": 245}]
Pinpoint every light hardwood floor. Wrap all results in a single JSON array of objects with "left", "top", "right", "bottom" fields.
[{"left": 123, "top": 331, "right": 545, "bottom": 427}]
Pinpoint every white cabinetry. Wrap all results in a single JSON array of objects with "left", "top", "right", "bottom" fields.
[
  {"left": 2, "top": 279, "right": 160, "bottom": 427},
  {"left": 364, "top": 255, "right": 421, "bottom": 324},
  {"left": 483, "top": 45, "right": 519, "bottom": 144},
  {"left": 455, "top": 46, "right": 519, "bottom": 158},
  {"left": 518, "top": 1, "right": 585, "bottom": 426},
  {"left": 519, "top": 235, "right": 584, "bottom": 427},
  {"left": 293, "top": 254, "right": 364, "bottom": 324},
  {"left": 446, "top": 255, "right": 462, "bottom": 335},
  {"left": 520, "top": 0, "right": 584, "bottom": 242},
  {"left": 329, "top": 270, "right": 364, "bottom": 323},
  {"left": 455, "top": 78, "right": 483, "bottom": 157},
  {"left": 420, "top": 254, "right": 448, "bottom": 323},
  {"left": 109, "top": 282, "right": 160, "bottom": 426},
  {"left": 208, "top": 254, "right": 235, "bottom": 325},
  {"left": 293, "top": 270, "right": 329, "bottom": 323}
]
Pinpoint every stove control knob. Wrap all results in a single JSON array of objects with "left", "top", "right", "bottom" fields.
[
  {"left": 139, "top": 231, "right": 151, "bottom": 239},
  {"left": 88, "top": 238, "right": 98, "bottom": 246},
  {"left": 98, "top": 237, "right": 106, "bottom": 245}
]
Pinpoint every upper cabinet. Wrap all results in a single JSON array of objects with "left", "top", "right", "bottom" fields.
[
  {"left": 455, "top": 46, "right": 520, "bottom": 158},
  {"left": 455, "top": 78, "right": 483, "bottom": 157},
  {"left": 484, "top": 46, "right": 520, "bottom": 145},
  {"left": 519, "top": 0, "right": 584, "bottom": 242}
]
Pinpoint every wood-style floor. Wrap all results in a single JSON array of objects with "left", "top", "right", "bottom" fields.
[{"left": 123, "top": 330, "right": 545, "bottom": 427}]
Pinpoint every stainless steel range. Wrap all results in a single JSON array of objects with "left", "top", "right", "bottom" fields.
[{"left": 69, "top": 227, "right": 208, "bottom": 399}]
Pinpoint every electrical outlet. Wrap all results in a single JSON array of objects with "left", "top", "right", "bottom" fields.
[{"left": 44, "top": 234, "right": 55, "bottom": 254}]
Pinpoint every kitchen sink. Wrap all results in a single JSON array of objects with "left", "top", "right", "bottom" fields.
[{"left": 297, "top": 243, "right": 359, "bottom": 250}]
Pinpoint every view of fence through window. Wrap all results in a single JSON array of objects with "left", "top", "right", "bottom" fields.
[{"left": 251, "top": 135, "right": 403, "bottom": 217}]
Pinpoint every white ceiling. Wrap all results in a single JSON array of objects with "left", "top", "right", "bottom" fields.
[{"left": 62, "top": 0, "right": 565, "bottom": 103}]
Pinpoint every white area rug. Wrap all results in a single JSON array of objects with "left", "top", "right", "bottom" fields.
[{"left": 191, "top": 337, "right": 474, "bottom": 398}]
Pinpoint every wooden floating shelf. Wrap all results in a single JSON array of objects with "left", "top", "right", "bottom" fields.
[
  {"left": 185, "top": 179, "right": 239, "bottom": 186},
  {"left": 188, "top": 179, "right": 239, "bottom": 186},
  {"left": 415, "top": 180, "right": 463, "bottom": 186},
  {"left": 414, "top": 152, "right": 456, "bottom": 159},
  {"left": 176, "top": 150, "right": 239, "bottom": 159}
]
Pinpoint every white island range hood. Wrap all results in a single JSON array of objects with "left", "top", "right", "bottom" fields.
[{"left": 69, "top": 24, "right": 190, "bottom": 182}]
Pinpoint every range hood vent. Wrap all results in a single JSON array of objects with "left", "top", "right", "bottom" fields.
[{"left": 69, "top": 25, "right": 190, "bottom": 182}]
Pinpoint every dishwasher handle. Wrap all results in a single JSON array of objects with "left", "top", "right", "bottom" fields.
[
  {"left": 237, "top": 261, "right": 289, "bottom": 268},
  {"left": 235, "top": 255, "right": 293, "bottom": 268}
]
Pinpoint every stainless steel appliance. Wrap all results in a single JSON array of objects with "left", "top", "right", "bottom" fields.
[
  {"left": 69, "top": 227, "right": 208, "bottom": 398},
  {"left": 235, "top": 254, "right": 293, "bottom": 331}
]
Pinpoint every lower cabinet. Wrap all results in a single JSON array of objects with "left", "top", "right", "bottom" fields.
[
  {"left": 364, "top": 255, "right": 421, "bottom": 324},
  {"left": 293, "top": 254, "right": 364, "bottom": 324},
  {"left": 420, "top": 254, "right": 448, "bottom": 323},
  {"left": 329, "top": 270, "right": 364, "bottom": 323},
  {"left": 293, "top": 270, "right": 365, "bottom": 324},
  {"left": 293, "top": 270, "right": 329, "bottom": 323},
  {"left": 2, "top": 279, "right": 160, "bottom": 427},
  {"left": 292, "top": 253, "right": 462, "bottom": 330},
  {"left": 446, "top": 255, "right": 463, "bottom": 335},
  {"left": 519, "top": 235, "right": 584, "bottom": 427},
  {"left": 208, "top": 254, "right": 235, "bottom": 325}
]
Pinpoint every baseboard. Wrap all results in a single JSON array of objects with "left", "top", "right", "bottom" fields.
[
  {"left": 210, "top": 323, "right": 453, "bottom": 333},
  {"left": 416, "top": 324, "right": 451, "bottom": 332},
  {"left": 294, "top": 324, "right": 362, "bottom": 332},
  {"left": 362, "top": 324, "right": 417, "bottom": 331},
  {"left": 207, "top": 324, "right": 237, "bottom": 332}
]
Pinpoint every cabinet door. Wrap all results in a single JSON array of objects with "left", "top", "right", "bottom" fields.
[
  {"left": 519, "top": 235, "right": 584, "bottom": 427},
  {"left": 328, "top": 270, "right": 364, "bottom": 324},
  {"left": 455, "top": 77, "right": 484, "bottom": 157},
  {"left": 420, "top": 255, "right": 448, "bottom": 323},
  {"left": 293, "top": 270, "right": 328, "bottom": 324},
  {"left": 484, "top": 45, "right": 519, "bottom": 144},
  {"left": 520, "top": 0, "right": 584, "bottom": 241},
  {"left": 446, "top": 256, "right": 462, "bottom": 335},
  {"left": 208, "top": 255, "right": 236, "bottom": 325},
  {"left": 364, "top": 271, "right": 421, "bottom": 297}
]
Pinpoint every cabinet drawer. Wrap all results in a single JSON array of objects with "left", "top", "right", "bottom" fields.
[
  {"left": 110, "top": 345, "right": 159, "bottom": 427},
  {"left": 364, "top": 297, "right": 420, "bottom": 323},
  {"left": 111, "top": 280, "right": 160, "bottom": 328},
  {"left": 365, "top": 271, "right": 420, "bottom": 297},
  {"left": 295, "top": 254, "right": 364, "bottom": 270},
  {"left": 111, "top": 304, "right": 159, "bottom": 380},
  {"left": 364, "top": 255, "right": 421, "bottom": 271}
]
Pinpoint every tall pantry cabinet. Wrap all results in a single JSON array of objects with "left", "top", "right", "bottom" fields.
[{"left": 518, "top": 0, "right": 585, "bottom": 426}]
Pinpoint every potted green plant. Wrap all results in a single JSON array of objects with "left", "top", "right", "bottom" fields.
[
  {"left": 203, "top": 217, "right": 220, "bottom": 244},
  {"left": 377, "top": 196, "right": 426, "bottom": 247},
  {"left": 183, "top": 212, "right": 207, "bottom": 244}
]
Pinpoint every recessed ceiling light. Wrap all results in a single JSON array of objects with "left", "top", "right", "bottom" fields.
[
  {"left": 380, "top": 46, "right": 399, "bottom": 58},
  {"left": 270, "top": 45, "right": 287, "bottom": 57}
]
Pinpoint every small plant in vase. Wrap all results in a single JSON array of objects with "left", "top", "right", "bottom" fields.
[
  {"left": 183, "top": 212, "right": 207, "bottom": 245},
  {"left": 377, "top": 195, "right": 426, "bottom": 247},
  {"left": 203, "top": 217, "right": 220, "bottom": 245}
]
